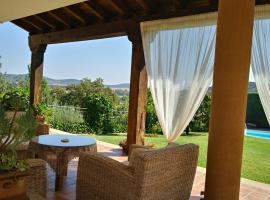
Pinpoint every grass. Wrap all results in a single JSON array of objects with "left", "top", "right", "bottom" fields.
[{"left": 88, "top": 132, "right": 270, "bottom": 184}]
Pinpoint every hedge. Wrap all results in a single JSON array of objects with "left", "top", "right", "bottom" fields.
[{"left": 246, "top": 93, "right": 269, "bottom": 128}]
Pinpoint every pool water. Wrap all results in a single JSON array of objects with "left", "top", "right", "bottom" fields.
[{"left": 245, "top": 129, "right": 270, "bottom": 140}]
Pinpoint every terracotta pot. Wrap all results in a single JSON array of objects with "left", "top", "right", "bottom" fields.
[
  {"left": 0, "top": 170, "right": 30, "bottom": 200},
  {"left": 35, "top": 115, "right": 45, "bottom": 123}
]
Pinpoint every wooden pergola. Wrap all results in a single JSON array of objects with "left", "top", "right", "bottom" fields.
[{"left": 10, "top": 0, "right": 270, "bottom": 199}]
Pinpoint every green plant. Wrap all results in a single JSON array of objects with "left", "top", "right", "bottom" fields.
[
  {"left": 146, "top": 90, "right": 163, "bottom": 134},
  {"left": 0, "top": 95, "right": 37, "bottom": 171},
  {"left": 1, "top": 91, "right": 29, "bottom": 111},
  {"left": 0, "top": 153, "right": 27, "bottom": 172},
  {"left": 82, "top": 93, "right": 114, "bottom": 134},
  {"left": 189, "top": 94, "right": 211, "bottom": 132},
  {"left": 112, "top": 96, "right": 128, "bottom": 133},
  {"left": 50, "top": 106, "right": 89, "bottom": 134},
  {"left": 32, "top": 103, "right": 52, "bottom": 121}
]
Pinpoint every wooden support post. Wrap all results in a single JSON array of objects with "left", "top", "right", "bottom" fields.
[
  {"left": 205, "top": 0, "right": 255, "bottom": 199},
  {"left": 127, "top": 25, "right": 148, "bottom": 147},
  {"left": 29, "top": 43, "right": 47, "bottom": 105}
]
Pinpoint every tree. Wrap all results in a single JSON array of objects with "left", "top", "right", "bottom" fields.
[
  {"left": 60, "top": 78, "right": 118, "bottom": 106},
  {"left": 145, "top": 90, "right": 162, "bottom": 134},
  {"left": 188, "top": 94, "right": 211, "bottom": 132},
  {"left": 0, "top": 60, "right": 12, "bottom": 97},
  {"left": 82, "top": 93, "right": 114, "bottom": 134},
  {"left": 112, "top": 96, "right": 129, "bottom": 133}
]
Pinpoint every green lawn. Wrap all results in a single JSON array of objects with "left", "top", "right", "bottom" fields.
[{"left": 88, "top": 132, "right": 270, "bottom": 184}]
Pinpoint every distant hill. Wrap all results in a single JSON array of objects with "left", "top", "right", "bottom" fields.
[
  {"left": 4, "top": 74, "right": 80, "bottom": 86},
  {"left": 3, "top": 74, "right": 130, "bottom": 89},
  {"left": 45, "top": 77, "right": 80, "bottom": 86},
  {"left": 106, "top": 83, "right": 130, "bottom": 89},
  {"left": 3, "top": 74, "right": 257, "bottom": 92}
]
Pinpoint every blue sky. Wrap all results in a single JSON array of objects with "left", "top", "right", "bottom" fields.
[
  {"left": 0, "top": 22, "right": 254, "bottom": 84},
  {"left": 0, "top": 22, "right": 132, "bottom": 85}
]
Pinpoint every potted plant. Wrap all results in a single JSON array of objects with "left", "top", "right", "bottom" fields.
[
  {"left": 0, "top": 94, "right": 37, "bottom": 199},
  {"left": 32, "top": 103, "right": 52, "bottom": 135},
  {"left": 1, "top": 91, "right": 29, "bottom": 118}
]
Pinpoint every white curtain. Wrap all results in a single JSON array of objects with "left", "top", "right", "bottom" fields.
[
  {"left": 141, "top": 13, "right": 216, "bottom": 142},
  {"left": 251, "top": 17, "right": 270, "bottom": 124}
]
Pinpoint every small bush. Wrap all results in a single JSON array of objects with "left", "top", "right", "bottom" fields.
[{"left": 50, "top": 107, "right": 89, "bottom": 134}]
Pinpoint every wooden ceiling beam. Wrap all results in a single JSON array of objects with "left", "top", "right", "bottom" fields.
[
  {"left": 21, "top": 18, "right": 43, "bottom": 32},
  {"left": 34, "top": 15, "right": 56, "bottom": 30},
  {"left": 29, "top": 5, "right": 217, "bottom": 45},
  {"left": 135, "top": 0, "right": 150, "bottom": 12},
  {"left": 81, "top": 2, "right": 105, "bottom": 20},
  {"left": 29, "top": 19, "right": 127, "bottom": 45},
  {"left": 63, "top": 7, "right": 86, "bottom": 24},
  {"left": 108, "top": 0, "right": 126, "bottom": 16},
  {"left": 48, "top": 11, "right": 71, "bottom": 29}
]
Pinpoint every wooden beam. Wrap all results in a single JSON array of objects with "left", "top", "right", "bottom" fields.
[
  {"left": 108, "top": 0, "right": 126, "bottom": 16},
  {"left": 63, "top": 7, "right": 86, "bottom": 24},
  {"left": 29, "top": 5, "right": 217, "bottom": 45},
  {"left": 127, "top": 25, "right": 148, "bottom": 148},
  {"left": 21, "top": 18, "right": 43, "bottom": 32},
  {"left": 204, "top": 0, "right": 255, "bottom": 199},
  {"left": 47, "top": 11, "right": 71, "bottom": 28},
  {"left": 29, "top": 20, "right": 127, "bottom": 45},
  {"left": 81, "top": 2, "right": 105, "bottom": 20},
  {"left": 29, "top": 44, "right": 47, "bottom": 105},
  {"left": 135, "top": 0, "right": 150, "bottom": 12},
  {"left": 34, "top": 15, "right": 56, "bottom": 30}
]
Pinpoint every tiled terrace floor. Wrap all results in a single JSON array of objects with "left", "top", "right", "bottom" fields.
[{"left": 46, "top": 131, "right": 270, "bottom": 200}]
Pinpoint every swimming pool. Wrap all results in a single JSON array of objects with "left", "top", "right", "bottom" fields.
[{"left": 245, "top": 129, "right": 270, "bottom": 140}]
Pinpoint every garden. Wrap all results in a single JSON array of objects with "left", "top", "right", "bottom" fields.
[{"left": 0, "top": 66, "right": 269, "bottom": 184}]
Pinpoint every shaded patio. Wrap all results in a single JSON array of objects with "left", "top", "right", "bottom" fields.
[
  {"left": 47, "top": 130, "right": 270, "bottom": 200},
  {"left": 1, "top": 0, "right": 270, "bottom": 199}
]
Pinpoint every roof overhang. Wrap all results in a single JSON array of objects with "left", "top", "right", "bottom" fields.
[{"left": 0, "top": 0, "right": 86, "bottom": 23}]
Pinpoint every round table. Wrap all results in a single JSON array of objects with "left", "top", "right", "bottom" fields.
[{"left": 29, "top": 134, "right": 96, "bottom": 191}]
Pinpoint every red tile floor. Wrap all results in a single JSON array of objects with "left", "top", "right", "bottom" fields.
[{"left": 46, "top": 141, "right": 270, "bottom": 200}]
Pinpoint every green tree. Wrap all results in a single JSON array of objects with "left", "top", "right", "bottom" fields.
[
  {"left": 188, "top": 94, "right": 211, "bottom": 132},
  {"left": 145, "top": 90, "right": 162, "bottom": 134},
  {"left": 82, "top": 93, "right": 114, "bottom": 134},
  {"left": 0, "top": 63, "right": 12, "bottom": 97},
  {"left": 60, "top": 78, "right": 118, "bottom": 106},
  {"left": 49, "top": 86, "right": 66, "bottom": 105},
  {"left": 112, "top": 96, "right": 129, "bottom": 133}
]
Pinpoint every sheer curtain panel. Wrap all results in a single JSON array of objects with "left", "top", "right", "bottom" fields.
[
  {"left": 252, "top": 14, "right": 270, "bottom": 124},
  {"left": 141, "top": 13, "right": 216, "bottom": 142}
]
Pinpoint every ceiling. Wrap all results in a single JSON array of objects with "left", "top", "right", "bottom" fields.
[{"left": 0, "top": 0, "right": 86, "bottom": 23}]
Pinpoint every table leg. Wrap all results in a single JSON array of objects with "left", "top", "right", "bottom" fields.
[
  {"left": 63, "top": 155, "right": 69, "bottom": 176},
  {"left": 55, "top": 154, "right": 65, "bottom": 191}
]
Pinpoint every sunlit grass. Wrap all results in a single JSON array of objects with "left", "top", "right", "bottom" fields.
[{"left": 87, "top": 132, "right": 270, "bottom": 184}]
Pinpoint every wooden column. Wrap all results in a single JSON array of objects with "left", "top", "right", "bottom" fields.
[
  {"left": 29, "top": 43, "right": 47, "bottom": 105},
  {"left": 127, "top": 26, "right": 148, "bottom": 147},
  {"left": 205, "top": 0, "right": 255, "bottom": 199}
]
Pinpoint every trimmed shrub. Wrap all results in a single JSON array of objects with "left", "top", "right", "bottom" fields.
[{"left": 246, "top": 93, "right": 269, "bottom": 128}]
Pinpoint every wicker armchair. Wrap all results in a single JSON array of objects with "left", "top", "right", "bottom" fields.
[
  {"left": 26, "top": 159, "right": 47, "bottom": 198},
  {"left": 17, "top": 149, "right": 47, "bottom": 198},
  {"left": 76, "top": 143, "right": 199, "bottom": 200}
]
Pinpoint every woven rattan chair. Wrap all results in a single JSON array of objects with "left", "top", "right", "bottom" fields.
[
  {"left": 76, "top": 143, "right": 199, "bottom": 200},
  {"left": 17, "top": 150, "right": 47, "bottom": 198}
]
